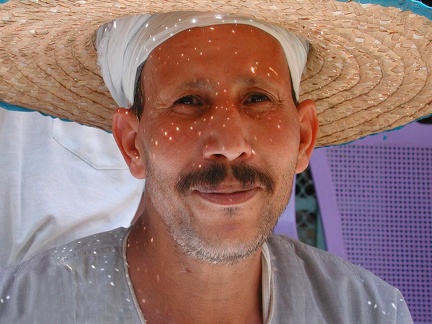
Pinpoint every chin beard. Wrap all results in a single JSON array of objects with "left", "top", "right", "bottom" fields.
[{"left": 165, "top": 205, "right": 281, "bottom": 265}]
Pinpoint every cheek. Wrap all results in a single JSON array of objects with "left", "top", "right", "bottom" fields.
[
  {"left": 248, "top": 113, "right": 300, "bottom": 152},
  {"left": 142, "top": 119, "right": 203, "bottom": 172}
]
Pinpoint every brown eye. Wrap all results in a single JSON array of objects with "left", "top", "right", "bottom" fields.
[
  {"left": 242, "top": 92, "right": 274, "bottom": 115},
  {"left": 173, "top": 95, "right": 206, "bottom": 115},
  {"left": 174, "top": 96, "right": 202, "bottom": 106},
  {"left": 245, "top": 93, "right": 270, "bottom": 104}
]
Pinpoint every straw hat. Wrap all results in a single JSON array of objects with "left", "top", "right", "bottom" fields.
[{"left": 0, "top": 0, "right": 431, "bottom": 146}]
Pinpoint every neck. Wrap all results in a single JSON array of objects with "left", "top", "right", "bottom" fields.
[{"left": 126, "top": 196, "right": 263, "bottom": 324}]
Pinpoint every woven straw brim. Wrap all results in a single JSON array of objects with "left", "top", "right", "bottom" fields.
[{"left": 0, "top": 0, "right": 431, "bottom": 146}]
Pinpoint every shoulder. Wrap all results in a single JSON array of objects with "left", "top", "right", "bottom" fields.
[
  {"left": 0, "top": 228, "right": 140, "bottom": 322},
  {"left": 3, "top": 227, "right": 128, "bottom": 274},
  {"left": 266, "top": 234, "right": 413, "bottom": 323},
  {"left": 267, "top": 234, "right": 368, "bottom": 279},
  {"left": 266, "top": 234, "right": 393, "bottom": 289}
]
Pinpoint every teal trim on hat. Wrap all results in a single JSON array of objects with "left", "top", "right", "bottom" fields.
[
  {"left": 339, "top": 0, "right": 432, "bottom": 20},
  {"left": 0, "top": 101, "right": 73, "bottom": 122},
  {"left": 0, "top": 101, "right": 33, "bottom": 112}
]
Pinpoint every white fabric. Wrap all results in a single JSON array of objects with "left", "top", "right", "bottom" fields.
[
  {"left": 96, "top": 12, "right": 309, "bottom": 108},
  {"left": 0, "top": 109, "right": 144, "bottom": 267},
  {"left": 0, "top": 228, "right": 413, "bottom": 323}
]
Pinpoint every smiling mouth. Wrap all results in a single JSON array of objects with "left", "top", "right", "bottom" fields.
[{"left": 194, "top": 187, "right": 260, "bottom": 206}]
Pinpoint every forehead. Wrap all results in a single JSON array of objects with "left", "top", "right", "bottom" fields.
[
  {"left": 156, "top": 23, "right": 281, "bottom": 50},
  {"left": 143, "top": 24, "right": 291, "bottom": 85}
]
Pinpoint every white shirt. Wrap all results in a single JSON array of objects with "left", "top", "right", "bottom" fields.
[{"left": 0, "top": 108, "right": 144, "bottom": 267}]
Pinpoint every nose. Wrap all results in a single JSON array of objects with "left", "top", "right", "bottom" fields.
[{"left": 201, "top": 105, "right": 254, "bottom": 162}]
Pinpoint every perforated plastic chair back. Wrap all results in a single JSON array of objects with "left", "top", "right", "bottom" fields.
[
  {"left": 274, "top": 180, "right": 298, "bottom": 240},
  {"left": 310, "top": 121, "right": 432, "bottom": 323}
]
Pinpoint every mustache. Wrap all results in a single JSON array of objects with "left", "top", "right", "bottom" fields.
[{"left": 176, "top": 163, "right": 275, "bottom": 194}]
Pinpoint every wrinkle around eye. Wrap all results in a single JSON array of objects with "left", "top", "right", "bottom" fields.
[
  {"left": 174, "top": 95, "right": 202, "bottom": 105},
  {"left": 244, "top": 93, "right": 271, "bottom": 104},
  {"left": 172, "top": 95, "right": 207, "bottom": 116},
  {"left": 241, "top": 92, "right": 276, "bottom": 116}
]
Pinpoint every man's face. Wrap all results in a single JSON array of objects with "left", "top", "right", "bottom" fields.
[{"left": 136, "top": 24, "right": 308, "bottom": 264}]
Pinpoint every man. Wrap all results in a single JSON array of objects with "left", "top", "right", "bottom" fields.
[
  {"left": 1, "top": 1, "right": 431, "bottom": 322},
  {"left": 112, "top": 22, "right": 317, "bottom": 323}
]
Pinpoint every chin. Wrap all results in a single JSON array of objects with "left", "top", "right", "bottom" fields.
[{"left": 173, "top": 222, "right": 274, "bottom": 265}]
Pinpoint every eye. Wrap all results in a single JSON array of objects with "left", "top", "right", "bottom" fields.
[
  {"left": 242, "top": 92, "right": 274, "bottom": 115},
  {"left": 172, "top": 95, "right": 206, "bottom": 115},
  {"left": 244, "top": 93, "right": 270, "bottom": 104},
  {"left": 174, "top": 95, "right": 202, "bottom": 106}
]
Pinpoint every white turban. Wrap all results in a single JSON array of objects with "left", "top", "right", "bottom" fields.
[{"left": 96, "top": 12, "right": 309, "bottom": 108}]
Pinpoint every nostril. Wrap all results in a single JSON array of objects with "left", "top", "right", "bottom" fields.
[{"left": 205, "top": 148, "right": 251, "bottom": 162}]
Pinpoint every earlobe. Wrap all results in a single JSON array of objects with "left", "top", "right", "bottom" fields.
[
  {"left": 112, "top": 108, "right": 146, "bottom": 179},
  {"left": 295, "top": 99, "right": 319, "bottom": 173}
]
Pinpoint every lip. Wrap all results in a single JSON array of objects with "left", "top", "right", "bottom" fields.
[{"left": 194, "top": 187, "right": 259, "bottom": 206}]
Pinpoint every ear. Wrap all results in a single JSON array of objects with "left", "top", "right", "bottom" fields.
[
  {"left": 295, "top": 99, "right": 319, "bottom": 173},
  {"left": 112, "top": 108, "right": 146, "bottom": 179}
]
